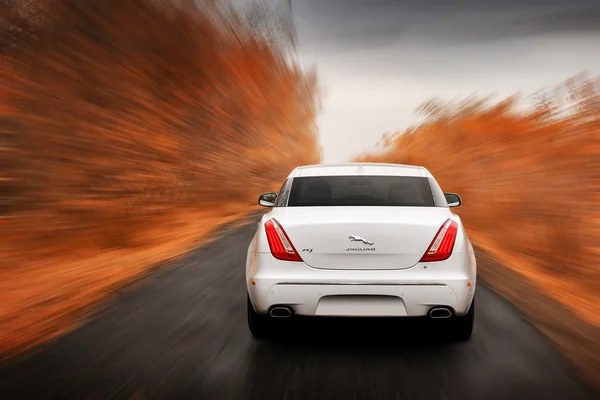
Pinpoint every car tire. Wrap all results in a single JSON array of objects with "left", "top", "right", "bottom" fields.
[
  {"left": 247, "top": 294, "right": 270, "bottom": 339},
  {"left": 452, "top": 299, "right": 475, "bottom": 341}
]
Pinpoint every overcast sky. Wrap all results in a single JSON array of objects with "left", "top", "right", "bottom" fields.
[{"left": 283, "top": 0, "right": 600, "bottom": 161}]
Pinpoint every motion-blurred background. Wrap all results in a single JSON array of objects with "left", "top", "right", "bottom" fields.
[{"left": 1, "top": 0, "right": 599, "bottom": 391}]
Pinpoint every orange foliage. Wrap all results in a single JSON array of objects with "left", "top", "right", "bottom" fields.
[
  {"left": 0, "top": 0, "right": 320, "bottom": 355},
  {"left": 357, "top": 74, "right": 600, "bottom": 382}
]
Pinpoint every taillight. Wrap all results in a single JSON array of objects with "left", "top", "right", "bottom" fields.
[
  {"left": 420, "top": 219, "right": 459, "bottom": 262},
  {"left": 264, "top": 218, "right": 302, "bottom": 262}
]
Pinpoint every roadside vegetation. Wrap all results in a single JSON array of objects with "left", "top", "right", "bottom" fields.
[
  {"left": 0, "top": 0, "right": 321, "bottom": 356},
  {"left": 356, "top": 74, "right": 600, "bottom": 386}
]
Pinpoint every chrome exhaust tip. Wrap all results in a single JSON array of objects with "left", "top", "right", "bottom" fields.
[
  {"left": 429, "top": 307, "right": 453, "bottom": 319},
  {"left": 269, "top": 306, "right": 293, "bottom": 319}
]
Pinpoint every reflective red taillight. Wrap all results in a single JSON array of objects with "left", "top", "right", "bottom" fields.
[
  {"left": 420, "top": 219, "right": 459, "bottom": 262},
  {"left": 264, "top": 218, "right": 302, "bottom": 262}
]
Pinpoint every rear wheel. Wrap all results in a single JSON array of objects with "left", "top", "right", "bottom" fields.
[
  {"left": 452, "top": 299, "right": 475, "bottom": 341},
  {"left": 247, "top": 294, "right": 270, "bottom": 339}
]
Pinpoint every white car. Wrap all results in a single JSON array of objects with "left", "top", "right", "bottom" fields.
[{"left": 246, "top": 162, "right": 477, "bottom": 340}]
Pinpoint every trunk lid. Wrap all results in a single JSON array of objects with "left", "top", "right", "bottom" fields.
[{"left": 269, "top": 206, "right": 452, "bottom": 270}]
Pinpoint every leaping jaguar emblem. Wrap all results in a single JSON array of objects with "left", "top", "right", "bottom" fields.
[{"left": 348, "top": 235, "right": 374, "bottom": 246}]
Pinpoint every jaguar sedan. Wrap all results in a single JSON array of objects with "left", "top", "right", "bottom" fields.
[{"left": 246, "top": 162, "right": 476, "bottom": 340}]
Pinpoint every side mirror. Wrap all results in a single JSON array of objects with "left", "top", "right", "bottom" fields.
[
  {"left": 258, "top": 192, "right": 277, "bottom": 207},
  {"left": 444, "top": 193, "right": 462, "bottom": 208}
]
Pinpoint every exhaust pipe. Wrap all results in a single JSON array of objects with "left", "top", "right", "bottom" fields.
[
  {"left": 429, "top": 307, "right": 452, "bottom": 319},
  {"left": 269, "top": 306, "right": 293, "bottom": 319}
]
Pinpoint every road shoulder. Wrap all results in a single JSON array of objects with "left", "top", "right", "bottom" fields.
[{"left": 475, "top": 247, "right": 600, "bottom": 392}]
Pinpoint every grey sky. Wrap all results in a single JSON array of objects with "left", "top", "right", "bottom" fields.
[
  {"left": 292, "top": 0, "right": 600, "bottom": 48},
  {"left": 282, "top": 0, "right": 600, "bottom": 161}
]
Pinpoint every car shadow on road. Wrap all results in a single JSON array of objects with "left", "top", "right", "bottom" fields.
[{"left": 259, "top": 316, "right": 460, "bottom": 348}]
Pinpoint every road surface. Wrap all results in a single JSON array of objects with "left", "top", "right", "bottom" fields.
[{"left": 1, "top": 217, "right": 596, "bottom": 399}]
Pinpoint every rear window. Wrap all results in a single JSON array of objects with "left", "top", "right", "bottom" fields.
[{"left": 287, "top": 175, "right": 436, "bottom": 207}]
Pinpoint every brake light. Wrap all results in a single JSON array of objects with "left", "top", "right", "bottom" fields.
[
  {"left": 420, "top": 219, "right": 459, "bottom": 262},
  {"left": 264, "top": 218, "right": 302, "bottom": 262}
]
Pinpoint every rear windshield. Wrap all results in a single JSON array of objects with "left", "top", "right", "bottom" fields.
[{"left": 287, "top": 175, "right": 436, "bottom": 207}]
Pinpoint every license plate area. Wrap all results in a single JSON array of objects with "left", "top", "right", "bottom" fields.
[{"left": 315, "top": 295, "right": 407, "bottom": 316}]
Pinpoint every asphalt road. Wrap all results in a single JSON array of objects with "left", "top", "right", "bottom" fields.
[{"left": 1, "top": 218, "right": 597, "bottom": 400}]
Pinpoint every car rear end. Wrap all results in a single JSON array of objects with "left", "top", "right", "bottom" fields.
[{"left": 246, "top": 163, "right": 476, "bottom": 337}]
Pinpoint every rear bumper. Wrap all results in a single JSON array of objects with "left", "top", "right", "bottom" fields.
[{"left": 246, "top": 252, "right": 477, "bottom": 317}]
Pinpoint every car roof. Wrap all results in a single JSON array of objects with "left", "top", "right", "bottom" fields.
[{"left": 288, "top": 162, "right": 432, "bottom": 178}]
